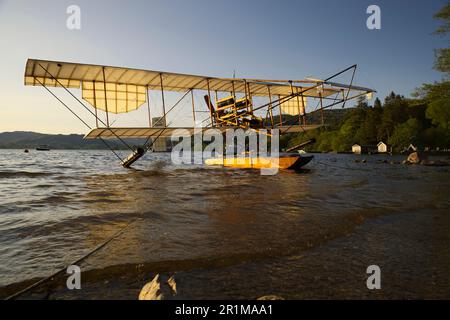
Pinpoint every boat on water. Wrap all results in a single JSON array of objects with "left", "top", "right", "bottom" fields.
[
  {"left": 205, "top": 153, "right": 313, "bottom": 170},
  {"left": 36, "top": 146, "right": 50, "bottom": 151}
]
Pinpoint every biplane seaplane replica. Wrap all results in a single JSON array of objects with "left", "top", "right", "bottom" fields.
[{"left": 24, "top": 59, "right": 375, "bottom": 170}]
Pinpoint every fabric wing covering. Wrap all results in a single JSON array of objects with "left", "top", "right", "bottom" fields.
[
  {"left": 280, "top": 95, "right": 307, "bottom": 116},
  {"left": 82, "top": 82, "right": 147, "bottom": 114}
]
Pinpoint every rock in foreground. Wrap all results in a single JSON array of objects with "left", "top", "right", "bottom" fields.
[{"left": 139, "top": 274, "right": 177, "bottom": 300}]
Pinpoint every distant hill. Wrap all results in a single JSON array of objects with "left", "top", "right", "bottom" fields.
[
  {"left": 272, "top": 108, "right": 352, "bottom": 127},
  {"left": 0, "top": 131, "right": 128, "bottom": 150},
  {"left": 307, "top": 108, "right": 351, "bottom": 127}
]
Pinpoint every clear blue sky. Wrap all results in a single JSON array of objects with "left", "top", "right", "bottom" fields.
[{"left": 0, "top": 0, "right": 447, "bottom": 133}]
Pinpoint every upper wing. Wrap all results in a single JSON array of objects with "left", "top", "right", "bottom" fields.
[{"left": 25, "top": 59, "right": 375, "bottom": 114}]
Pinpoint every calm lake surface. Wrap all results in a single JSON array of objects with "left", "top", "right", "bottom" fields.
[{"left": 0, "top": 149, "right": 449, "bottom": 299}]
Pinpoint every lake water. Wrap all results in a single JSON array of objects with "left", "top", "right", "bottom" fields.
[{"left": 0, "top": 149, "right": 449, "bottom": 299}]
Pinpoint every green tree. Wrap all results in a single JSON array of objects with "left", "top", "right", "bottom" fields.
[
  {"left": 377, "top": 92, "right": 409, "bottom": 141},
  {"left": 416, "top": 81, "right": 450, "bottom": 130},
  {"left": 358, "top": 108, "right": 381, "bottom": 145},
  {"left": 388, "top": 118, "right": 422, "bottom": 152},
  {"left": 337, "top": 106, "right": 366, "bottom": 150},
  {"left": 316, "top": 131, "right": 336, "bottom": 152},
  {"left": 412, "top": 3, "right": 450, "bottom": 148},
  {"left": 434, "top": 3, "right": 450, "bottom": 36},
  {"left": 434, "top": 48, "right": 450, "bottom": 74},
  {"left": 433, "top": 4, "right": 450, "bottom": 74},
  {"left": 373, "top": 97, "right": 382, "bottom": 109}
]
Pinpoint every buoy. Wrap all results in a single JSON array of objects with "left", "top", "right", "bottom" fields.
[{"left": 24, "top": 149, "right": 29, "bottom": 153}]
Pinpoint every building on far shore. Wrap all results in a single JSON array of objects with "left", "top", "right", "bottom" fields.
[
  {"left": 352, "top": 144, "right": 377, "bottom": 154},
  {"left": 352, "top": 144, "right": 361, "bottom": 154},
  {"left": 407, "top": 144, "right": 417, "bottom": 152},
  {"left": 377, "top": 141, "right": 391, "bottom": 153}
]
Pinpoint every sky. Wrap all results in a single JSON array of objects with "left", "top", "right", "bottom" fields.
[{"left": 0, "top": 0, "right": 448, "bottom": 134}]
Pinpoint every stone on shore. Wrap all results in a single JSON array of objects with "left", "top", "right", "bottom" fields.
[
  {"left": 405, "top": 151, "right": 428, "bottom": 164},
  {"left": 167, "top": 276, "right": 177, "bottom": 295},
  {"left": 138, "top": 274, "right": 178, "bottom": 300},
  {"left": 406, "top": 152, "right": 420, "bottom": 164},
  {"left": 139, "top": 274, "right": 163, "bottom": 300},
  {"left": 403, "top": 152, "right": 450, "bottom": 166}
]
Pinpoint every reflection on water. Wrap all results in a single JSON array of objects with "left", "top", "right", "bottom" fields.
[{"left": 0, "top": 149, "right": 449, "bottom": 299}]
